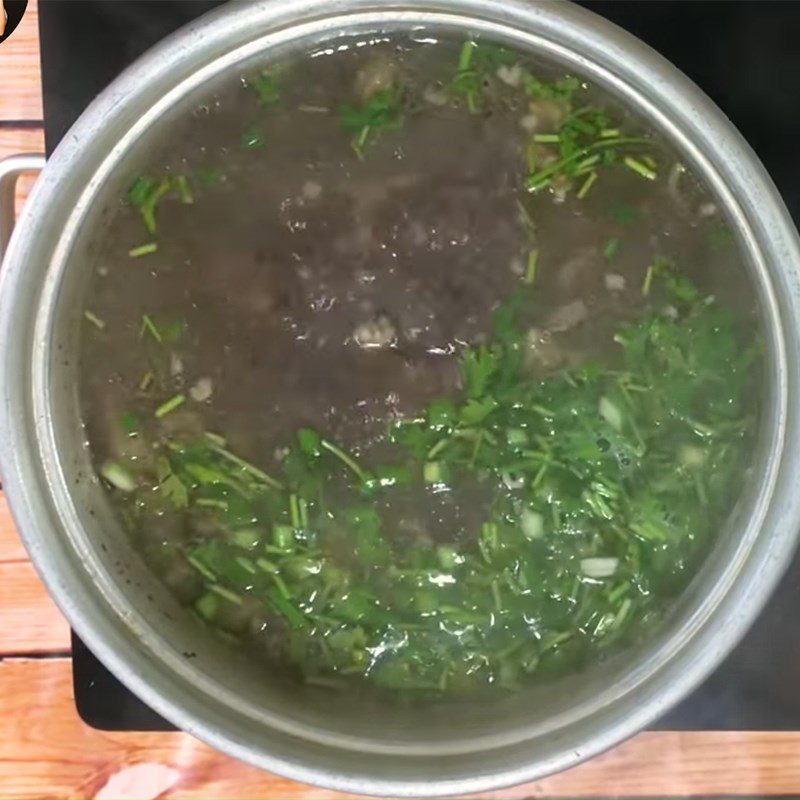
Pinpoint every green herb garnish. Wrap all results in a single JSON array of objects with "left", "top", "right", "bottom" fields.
[
  {"left": 603, "top": 237, "right": 621, "bottom": 262},
  {"left": 242, "top": 127, "right": 265, "bottom": 148},
  {"left": 119, "top": 265, "right": 755, "bottom": 694},
  {"left": 128, "top": 242, "right": 158, "bottom": 258},
  {"left": 523, "top": 74, "right": 582, "bottom": 107},
  {"left": 140, "top": 314, "right": 162, "bottom": 343},
  {"left": 247, "top": 70, "right": 280, "bottom": 107},
  {"left": 83, "top": 310, "right": 106, "bottom": 330},
  {"left": 449, "top": 41, "right": 517, "bottom": 113},
  {"left": 339, "top": 86, "right": 405, "bottom": 157},
  {"left": 154, "top": 393, "right": 186, "bottom": 419}
]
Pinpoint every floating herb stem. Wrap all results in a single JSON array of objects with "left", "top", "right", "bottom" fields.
[
  {"left": 83, "top": 310, "right": 105, "bottom": 330},
  {"left": 128, "top": 242, "right": 158, "bottom": 258},
  {"left": 320, "top": 438, "right": 369, "bottom": 483},
  {"left": 624, "top": 155, "right": 657, "bottom": 180},
  {"left": 154, "top": 393, "right": 186, "bottom": 419},
  {"left": 140, "top": 314, "right": 162, "bottom": 343},
  {"left": 576, "top": 170, "right": 598, "bottom": 199},
  {"left": 523, "top": 249, "right": 539, "bottom": 284}
]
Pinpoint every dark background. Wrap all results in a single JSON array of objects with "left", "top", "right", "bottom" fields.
[{"left": 36, "top": 0, "right": 800, "bottom": 732}]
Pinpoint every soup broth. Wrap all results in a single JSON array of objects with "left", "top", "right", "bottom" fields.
[{"left": 78, "top": 35, "right": 759, "bottom": 696}]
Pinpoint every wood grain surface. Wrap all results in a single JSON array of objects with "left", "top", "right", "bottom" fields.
[
  {"left": 0, "top": 0, "right": 42, "bottom": 120},
  {"left": 2, "top": 2, "right": 800, "bottom": 797},
  {"left": 4, "top": 657, "right": 800, "bottom": 800}
]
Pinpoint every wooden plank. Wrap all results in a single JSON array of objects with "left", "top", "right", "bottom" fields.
[
  {"left": 0, "top": 561, "right": 70, "bottom": 654},
  {"left": 0, "top": 0, "right": 42, "bottom": 121},
  {"left": 2, "top": 658, "right": 800, "bottom": 799},
  {"left": 0, "top": 126, "right": 45, "bottom": 572},
  {"left": 0, "top": 493, "right": 26, "bottom": 562}
]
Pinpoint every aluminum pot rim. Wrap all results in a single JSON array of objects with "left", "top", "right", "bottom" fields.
[{"left": 2, "top": 1, "right": 800, "bottom": 795}]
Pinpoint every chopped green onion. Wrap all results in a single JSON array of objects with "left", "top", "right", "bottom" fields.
[
  {"left": 299, "top": 497, "right": 310, "bottom": 528},
  {"left": 320, "top": 439, "right": 369, "bottom": 483},
  {"left": 580, "top": 557, "right": 619, "bottom": 579},
  {"left": 195, "top": 592, "right": 219, "bottom": 620},
  {"left": 520, "top": 508, "right": 544, "bottom": 540},
  {"left": 209, "top": 584, "right": 243, "bottom": 605},
  {"left": 188, "top": 555, "right": 217, "bottom": 582},
  {"left": 83, "top": 310, "right": 105, "bottom": 330},
  {"left": 271, "top": 572, "right": 292, "bottom": 600},
  {"left": 642, "top": 263, "right": 656, "bottom": 296},
  {"left": 437, "top": 545, "right": 462, "bottom": 571},
  {"left": 138, "top": 371, "right": 154, "bottom": 391},
  {"left": 507, "top": 428, "right": 528, "bottom": 446},
  {"left": 533, "top": 133, "right": 560, "bottom": 143},
  {"left": 273, "top": 524, "right": 295, "bottom": 549},
  {"left": 235, "top": 556, "right": 257, "bottom": 575},
  {"left": 242, "top": 127, "right": 265, "bottom": 148},
  {"left": 576, "top": 170, "right": 598, "bottom": 199},
  {"left": 612, "top": 597, "right": 632, "bottom": 630},
  {"left": 174, "top": 175, "right": 194, "bottom": 205},
  {"left": 491, "top": 580, "right": 503, "bottom": 611},
  {"left": 424, "top": 461, "right": 444, "bottom": 484},
  {"left": 256, "top": 557, "right": 279, "bottom": 574},
  {"left": 140, "top": 314, "right": 162, "bottom": 343},
  {"left": 528, "top": 136, "right": 649, "bottom": 192},
  {"left": 120, "top": 411, "right": 139, "bottom": 437},
  {"left": 248, "top": 70, "right": 280, "bottom": 107},
  {"left": 603, "top": 237, "right": 620, "bottom": 262},
  {"left": 232, "top": 528, "right": 261, "bottom": 549},
  {"left": 599, "top": 396, "right": 624, "bottom": 432},
  {"left": 523, "top": 249, "right": 538, "bottom": 285},
  {"left": 352, "top": 125, "right": 371, "bottom": 158},
  {"left": 154, "top": 393, "right": 186, "bottom": 419},
  {"left": 289, "top": 493, "right": 301, "bottom": 529},
  {"left": 196, "top": 498, "right": 229, "bottom": 511},
  {"left": 129, "top": 242, "right": 158, "bottom": 258},
  {"left": 458, "top": 40, "right": 476, "bottom": 71},
  {"left": 624, "top": 155, "right": 657, "bottom": 181},
  {"left": 297, "top": 427, "right": 322, "bottom": 457},
  {"left": 574, "top": 154, "right": 601, "bottom": 174},
  {"left": 131, "top": 177, "right": 171, "bottom": 235},
  {"left": 206, "top": 441, "right": 284, "bottom": 490},
  {"left": 100, "top": 461, "right": 137, "bottom": 492}
]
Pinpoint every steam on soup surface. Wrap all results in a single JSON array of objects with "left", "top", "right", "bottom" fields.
[{"left": 79, "top": 36, "right": 759, "bottom": 696}]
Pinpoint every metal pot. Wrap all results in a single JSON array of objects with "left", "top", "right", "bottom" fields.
[{"left": 2, "top": 1, "right": 800, "bottom": 795}]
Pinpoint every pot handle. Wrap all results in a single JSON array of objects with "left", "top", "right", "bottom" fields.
[{"left": 0, "top": 153, "right": 46, "bottom": 262}]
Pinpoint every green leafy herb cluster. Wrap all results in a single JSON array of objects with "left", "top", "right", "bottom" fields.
[
  {"left": 246, "top": 69, "right": 280, "bottom": 107},
  {"left": 449, "top": 40, "right": 519, "bottom": 113},
  {"left": 445, "top": 41, "right": 658, "bottom": 198},
  {"left": 127, "top": 173, "right": 196, "bottom": 255},
  {"left": 126, "top": 39, "right": 658, "bottom": 250},
  {"left": 526, "top": 105, "right": 656, "bottom": 197},
  {"left": 339, "top": 86, "right": 406, "bottom": 157},
  {"left": 107, "top": 267, "right": 756, "bottom": 694}
]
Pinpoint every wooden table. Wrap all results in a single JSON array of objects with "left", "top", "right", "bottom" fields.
[{"left": 2, "top": 4, "right": 800, "bottom": 797}]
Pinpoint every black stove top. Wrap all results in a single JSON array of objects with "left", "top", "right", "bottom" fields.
[{"left": 41, "top": 0, "right": 800, "bottom": 733}]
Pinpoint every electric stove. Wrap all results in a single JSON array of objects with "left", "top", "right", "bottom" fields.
[{"left": 38, "top": 0, "right": 800, "bottom": 732}]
